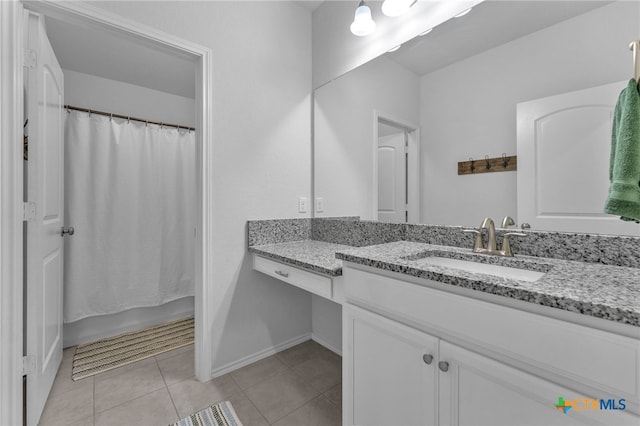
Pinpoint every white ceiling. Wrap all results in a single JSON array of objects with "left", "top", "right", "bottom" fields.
[
  {"left": 295, "top": 0, "right": 325, "bottom": 12},
  {"left": 43, "top": 1, "right": 609, "bottom": 99},
  {"left": 44, "top": 2, "right": 327, "bottom": 99},
  {"left": 387, "top": 1, "right": 610, "bottom": 76},
  {"left": 45, "top": 15, "right": 197, "bottom": 99}
]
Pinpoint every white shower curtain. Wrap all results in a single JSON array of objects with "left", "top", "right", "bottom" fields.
[{"left": 64, "top": 110, "right": 195, "bottom": 323}]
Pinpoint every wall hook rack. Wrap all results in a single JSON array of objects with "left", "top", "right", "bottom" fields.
[{"left": 458, "top": 153, "right": 517, "bottom": 175}]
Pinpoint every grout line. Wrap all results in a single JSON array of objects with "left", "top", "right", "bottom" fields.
[
  {"left": 237, "top": 389, "right": 270, "bottom": 426},
  {"left": 155, "top": 356, "right": 180, "bottom": 420},
  {"left": 93, "top": 363, "right": 167, "bottom": 415},
  {"left": 321, "top": 384, "right": 342, "bottom": 408},
  {"left": 92, "top": 376, "right": 96, "bottom": 426},
  {"left": 228, "top": 372, "right": 242, "bottom": 390},
  {"left": 267, "top": 393, "right": 322, "bottom": 425},
  {"left": 94, "top": 384, "right": 168, "bottom": 417}
]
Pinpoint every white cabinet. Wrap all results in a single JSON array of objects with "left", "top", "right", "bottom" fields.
[
  {"left": 343, "top": 266, "right": 640, "bottom": 426},
  {"left": 344, "top": 305, "right": 437, "bottom": 426},
  {"left": 438, "top": 341, "right": 606, "bottom": 426}
]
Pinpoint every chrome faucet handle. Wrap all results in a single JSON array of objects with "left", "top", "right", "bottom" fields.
[
  {"left": 501, "top": 216, "right": 515, "bottom": 228},
  {"left": 501, "top": 232, "right": 527, "bottom": 257},
  {"left": 463, "top": 229, "right": 483, "bottom": 251}
]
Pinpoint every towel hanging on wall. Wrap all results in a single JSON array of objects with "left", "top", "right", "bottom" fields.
[{"left": 604, "top": 78, "right": 640, "bottom": 222}]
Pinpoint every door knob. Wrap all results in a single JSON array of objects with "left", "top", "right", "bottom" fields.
[
  {"left": 422, "top": 354, "right": 433, "bottom": 365},
  {"left": 61, "top": 226, "right": 75, "bottom": 236},
  {"left": 438, "top": 361, "right": 449, "bottom": 372}
]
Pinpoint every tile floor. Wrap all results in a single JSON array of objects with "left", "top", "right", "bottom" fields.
[{"left": 38, "top": 339, "right": 342, "bottom": 426}]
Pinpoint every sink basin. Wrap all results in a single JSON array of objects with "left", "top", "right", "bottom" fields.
[{"left": 407, "top": 255, "right": 546, "bottom": 282}]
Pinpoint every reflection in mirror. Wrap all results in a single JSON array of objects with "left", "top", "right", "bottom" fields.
[
  {"left": 314, "top": 0, "right": 639, "bottom": 235},
  {"left": 376, "top": 117, "right": 419, "bottom": 223}
]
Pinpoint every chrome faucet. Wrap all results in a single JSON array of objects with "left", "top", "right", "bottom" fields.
[
  {"left": 480, "top": 217, "right": 500, "bottom": 255},
  {"left": 464, "top": 217, "right": 527, "bottom": 257},
  {"left": 501, "top": 216, "right": 515, "bottom": 228}
]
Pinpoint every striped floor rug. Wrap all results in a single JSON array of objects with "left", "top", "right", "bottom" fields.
[
  {"left": 72, "top": 317, "right": 194, "bottom": 381},
  {"left": 170, "top": 401, "right": 243, "bottom": 426}
]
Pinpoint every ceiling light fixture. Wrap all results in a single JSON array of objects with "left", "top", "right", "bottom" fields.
[
  {"left": 381, "top": 0, "right": 415, "bottom": 17},
  {"left": 387, "top": 44, "right": 401, "bottom": 52},
  {"left": 419, "top": 28, "right": 433, "bottom": 36},
  {"left": 350, "top": 1, "right": 376, "bottom": 36},
  {"left": 454, "top": 7, "right": 473, "bottom": 18}
]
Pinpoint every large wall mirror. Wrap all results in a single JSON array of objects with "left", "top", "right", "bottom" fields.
[{"left": 314, "top": 0, "right": 639, "bottom": 235}]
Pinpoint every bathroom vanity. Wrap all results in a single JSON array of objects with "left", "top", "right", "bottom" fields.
[
  {"left": 337, "top": 242, "right": 639, "bottom": 426},
  {"left": 247, "top": 218, "right": 640, "bottom": 425},
  {"left": 250, "top": 240, "right": 347, "bottom": 304}
]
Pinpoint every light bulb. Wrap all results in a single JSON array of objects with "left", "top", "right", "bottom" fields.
[
  {"left": 454, "top": 7, "right": 473, "bottom": 18},
  {"left": 350, "top": 1, "right": 376, "bottom": 36},
  {"left": 381, "top": 0, "right": 414, "bottom": 17}
]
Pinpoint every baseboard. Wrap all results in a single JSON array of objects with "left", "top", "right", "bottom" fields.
[
  {"left": 210, "top": 333, "right": 312, "bottom": 378},
  {"left": 311, "top": 333, "right": 342, "bottom": 356}
]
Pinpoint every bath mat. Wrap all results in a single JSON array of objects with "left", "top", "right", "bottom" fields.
[
  {"left": 71, "top": 316, "right": 194, "bottom": 381},
  {"left": 170, "top": 401, "right": 243, "bottom": 426}
]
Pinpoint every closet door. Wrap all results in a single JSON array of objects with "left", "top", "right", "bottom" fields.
[
  {"left": 517, "top": 80, "right": 638, "bottom": 235},
  {"left": 25, "top": 10, "right": 65, "bottom": 426}
]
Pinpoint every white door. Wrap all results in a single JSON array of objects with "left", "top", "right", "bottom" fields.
[
  {"left": 377, "top": 132, "right": 406, "bottom": 223},
  {"left": 517, "top": 81, "right": 638, "bottom": 235},
  {"left": 344, "top": 304, "right": 438, "bottom": 426},
  {"left": 25, "top": 11, "right": 65, "bottom": 426},
  {"left": 438, "top": 341, "right": 634, "bottom": 426}
]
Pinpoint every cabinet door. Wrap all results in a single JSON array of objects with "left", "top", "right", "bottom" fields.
[
  {"left": 439, "top": 341, "right": 636, "bottom": 426},
  {"left": 344, "top": 304, "right": 438, "bottom": 426}
]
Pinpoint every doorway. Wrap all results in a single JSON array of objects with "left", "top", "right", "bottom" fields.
[
  {"left": 1, "top": 2, "right": 214, "bottom": 425},
  {"left": 374, "top": 113, "right": 420, "bottom": 223}
]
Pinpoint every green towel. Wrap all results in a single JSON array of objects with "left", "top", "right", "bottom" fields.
[{"left": 604, "top": 79, "right": 640, "bottom": 222}]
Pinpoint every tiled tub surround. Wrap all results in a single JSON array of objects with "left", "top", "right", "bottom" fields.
[{"left": 336, "top": 241, "right": 640, "bottom": 326}]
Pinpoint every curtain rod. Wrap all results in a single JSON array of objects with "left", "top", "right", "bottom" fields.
[{"left": 64, "top": 105, "right": 196, "bottom": 132}]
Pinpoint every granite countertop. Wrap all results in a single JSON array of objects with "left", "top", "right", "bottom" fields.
[
  {"left": 335, "top": 241, "right": 640, "bottom": 327},
  {"left": 249, "top": 240, "right": 353, "bottom": 276}
]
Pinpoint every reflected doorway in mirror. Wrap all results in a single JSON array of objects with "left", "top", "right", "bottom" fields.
[{"left": 375, "top": 113, "right": 419, "bottom": 224}]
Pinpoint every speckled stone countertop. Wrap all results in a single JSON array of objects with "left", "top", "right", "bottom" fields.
[
  {"left": 335, "top": 241, "right": 640, "bottom": 326},
  {"left": 249, "top": 240, "right": 353, "bottom": 276}
]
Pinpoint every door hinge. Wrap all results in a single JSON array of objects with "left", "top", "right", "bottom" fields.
[
  {"left": 22, "top": 355, "right": 35, "bottom": 376},
  {"left": 23, "top": 202, "right": 36, "bottom": 221},
  {"left": 24, "top": 49, "right": 36, "bottom": 69}
]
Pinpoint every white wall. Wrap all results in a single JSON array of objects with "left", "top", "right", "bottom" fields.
[
  {"left": 311, "top": 295, "right": 342, "bottom": 354},
  {"left": 315, "top": 56, "right": 419, "bottom": 219},
  {"left": 63, "top": 69, "right": 196, "bottom": 127},
  {"left": 89, "top": 1, "right": 313, "bottom": 373},
  {"left": 420, "top": 1, "right": 639, "bottom": 227},
  {"left": 312, "top": 0, "right": 481, "bottom": 88}
]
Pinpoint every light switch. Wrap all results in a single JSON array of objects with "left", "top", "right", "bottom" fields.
[
  {"left": 298, "top": 197, "right": 308, "bottom": 213},
  {"left": 316, "top": 197, "right": 324, "bottom": 213}
]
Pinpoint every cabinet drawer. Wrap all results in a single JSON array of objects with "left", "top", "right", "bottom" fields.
[
  {"left": 253, "top": 255, "right": 332, "bottom": 299},
  {"left": 344, "top": 267, "right": 640, "bottom": 404}
]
